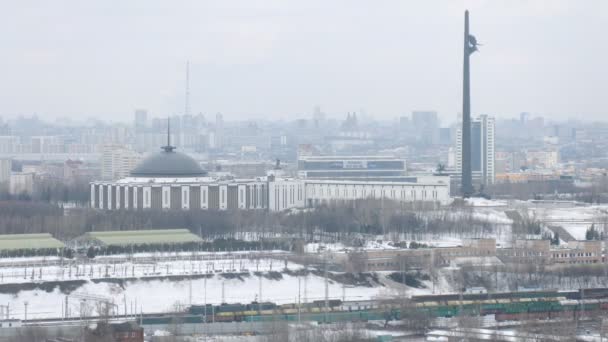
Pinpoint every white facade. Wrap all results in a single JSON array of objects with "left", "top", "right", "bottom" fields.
[
  {"left": 526, "top": 150, "right": 559, "bottom": 169},
  {"left": 268, "top": 179, "right": 306, "bottom": 211},
  {"left": 100, "top": 144, "right": 142, "bottom": 181},
  {"left": 0, "top": 159, "right": 11, "bottom": 185},
  {"left": 0, "top": 136, "right": 18, "bottom": 154},
  {"left": 91, "top": 176, "right": 451, "bottom": 212},
  {"left": 9, "top": 172, "right": 34, "bottom": 195},
  {"left": 303, "top": 177, "right": 451, "bottom": 207}
]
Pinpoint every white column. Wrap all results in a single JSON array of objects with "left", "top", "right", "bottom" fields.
[
  {"left": 143, "top": 186, "right": 152, "bottom": 209},
  {"left": 219, "top": 185, "right": 227, "bottom": 210},
  {"left": 133, "top": 186, "right": 138, "bottom": 209},
  {"left": 90, "top": 183, "right": 96, "bottom": 208},
  {"left": 249, "top": 186, "right": 255, "bottom": 209},
  {"left": 257, "top": 184, "right": 263, "bottom": 209},
  {"left": 162, "top": 186, "right": 171, "bottom": 209},
  {"left": 181, "top": 186, "right": 190, "bottom": 210},
  {"left": 200, "top": 185, "right": 208, "bottom": 209},
  {"left": 115, "top": 186, "right": 121, "bottom": 209},
  {"left": 107, "top": 185, "right": 112, "bottom": 210},
  {"left": 99, "top": 185, "right": 104, "bottom": 209},
  {"left": 238, "top": 184, "right": 246, "bottom": 209},
  {"left": 124, "top": 186, "right": 130, "bottom": 210}
]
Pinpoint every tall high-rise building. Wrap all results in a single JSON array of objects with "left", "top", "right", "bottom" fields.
[
  {"left": 455, "top": 115, "right": 495, "bottom": 186},
  {"left": 412, "top": 111, "right": 439, "bottom": 145},
  {"left": 213, "top": 113, "right": 224, "bottom": 150},
  {"left": 100, "top": 144, "right": 142, "bottom": 180},
  {"left": 134, "top": 110, "right": 148, "bottom": 132},
  {"left": 0, "top": 158, "right": 11, "bottom": 186}
]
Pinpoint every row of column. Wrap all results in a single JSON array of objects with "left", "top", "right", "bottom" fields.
[{"left": 91, "top": 183, "right": 268, "bottom": 210}]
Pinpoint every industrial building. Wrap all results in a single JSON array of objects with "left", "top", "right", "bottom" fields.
[
  {"left": 297, "top": 155, "right": 407, "bottom": 181},
  {"left": 81, "top": 229, "right": 202, "bottom": 248},
  {"left": 0, "top": 233, "right": 65, "bottom": 256}
]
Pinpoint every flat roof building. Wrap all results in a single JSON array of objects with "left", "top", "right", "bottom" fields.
[
  {"left": 297, "top": 156, "right": 407, "bottom": 181},
  {"left": 0, "top": 233, "right": 65, "bottom": 253},
  {"left": 83, "top": 229, "right": 202, "bottom": 247}
]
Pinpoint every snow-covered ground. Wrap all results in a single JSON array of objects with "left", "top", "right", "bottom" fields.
[
  {"left": 0, "top": 252, "right": 415, "bottom": 320},
  {"left": 531, "top": 204, "right": 608, "bottom": 240},
  {"left": 465, "top": 198, "right": 509, "bottom": 207},
  {"left": 0, "top": 270, "right": 398, "bottom": 320},
  {"left": 0, "top": 257, "right": 293, "bottom": 285}
]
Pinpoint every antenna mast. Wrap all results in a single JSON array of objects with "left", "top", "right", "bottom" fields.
[
  {"left": 163, "top": 117, "right": 175, "bottom": 152},
  {"left": 185, "top": 61, "right": 190, "bottom": 116}
]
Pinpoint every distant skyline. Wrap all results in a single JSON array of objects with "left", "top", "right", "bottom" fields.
[{"left": 0, "top": 1, "right": 606, "bottom": 124}]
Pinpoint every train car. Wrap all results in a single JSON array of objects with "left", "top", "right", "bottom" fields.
[
  {"left": 217, "top": 303, "right": 246, "bottom": 313},
  {"left": 598, "top": 298, "right": 608, "bottom": 310},
  {"left": 575, "top": 288, "right": 608, "bottom": 300},
  {"left": 411, "top": 289, "right": 561, "bottom": 303},
  {"left": 215, "top": 312, "right": 237, "bottom": 322},
  {"left": 188, "top": 304, "right": 213, "bottom": 315},
  {"left": 142, "top": 315, "right": 204, "bottom": 325},
  {"left": 142, "top": 316, "right": 173, "bottom": 325},
  {"left": 480, "top": 299, "right": 503, "bottom": 315},
  {"left": 247, "top": 302, "right": 277, "bottom": 311},
  {"left": 311, "top": 299, "right": 342, "bottom": 308}
]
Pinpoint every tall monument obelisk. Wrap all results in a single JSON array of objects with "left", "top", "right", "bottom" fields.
[{"left": 461, "top": 10, "right": 478, "bottom": 197}]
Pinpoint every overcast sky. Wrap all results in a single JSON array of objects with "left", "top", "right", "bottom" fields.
[{"left": 0, "top": 1, "right": 606, "bottom": 124}]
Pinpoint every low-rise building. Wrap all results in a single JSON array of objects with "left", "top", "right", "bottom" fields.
[
  {"left": 498, "top": 239, "right": 602, "bottom": 265},
  {"left": 9, "top": 172, "right": 34, "bottom": 195},
  {"left": 497, "top": 239, "right": 552, "bottom": 264},
  {"left": 552, "top": 240, "right": 602, "bottom": 264},
  {"left": 343, "top": 238, "right": 497, "bottom": 272}
]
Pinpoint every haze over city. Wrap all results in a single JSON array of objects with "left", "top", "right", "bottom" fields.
[
  {"left": 1, "top": 0, "right": 607, "bottom": 122},
  {"left": 3, "top": 2, "right": 608, "bottom": 341}
]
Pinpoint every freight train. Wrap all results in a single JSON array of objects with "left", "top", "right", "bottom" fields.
[{"left": 140, "top": 288, "right": 608, "bottom": 326}]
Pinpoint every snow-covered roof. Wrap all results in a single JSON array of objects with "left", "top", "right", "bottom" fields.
[
  {"left": 85, "top": 229, "right": 202, "bottom": 247},
  {"left": 0, "top": 233, "right": 64, "bottom": 251}
]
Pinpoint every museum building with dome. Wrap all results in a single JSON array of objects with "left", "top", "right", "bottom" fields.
[
  {"left": 89, "top": 140, "right": 300, "bottom": 211},
  {"left": 91, "top": 136, "right": 451, "bottom": 212}
]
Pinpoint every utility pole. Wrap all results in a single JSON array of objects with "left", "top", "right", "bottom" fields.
[
  {"left": 204, "top": 276, "right": 207, "bottom": 321},
  {"left": 304, "top": 266, "right": 308, "bottom": 304},
  {"left": 221, "top": 281, "right": 225, "bottom": 304},
  {"left": 297, "top": 276, "right": 301, "bottom": 325},
  {"left": 185, "top": 60, "right": 190, "bottom": 116},
  {"left": 259, "top": 272, "right": 263, "bottom": 303},
  {"left": 189, "top": 278, "right": 192, "bottom": 305},
  {"left": 324, "top": 256, "right": 329, "bottom": 323}
]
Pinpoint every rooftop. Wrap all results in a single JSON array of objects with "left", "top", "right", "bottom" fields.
[
  {"left": 0, "top": 233, "right": 65, "bottom": 251},
  {"left": 130, "top": 148, "right": 207, "bottom": 178},
  {"left": 85, "top": 229, "right": 203, "bottom": 246}
]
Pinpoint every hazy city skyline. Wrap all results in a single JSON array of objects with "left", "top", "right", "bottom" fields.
[{"left": 1, "top": 1, "right": 606, "bottom": 123}]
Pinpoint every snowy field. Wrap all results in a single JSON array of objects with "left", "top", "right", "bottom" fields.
[
  {"left": 0, "top": 268, "right": 397, "bottom": 320},
  {"left": 531, "top": 204, "right": 608, "bottom": 240},
  {"left": 0, "top": 252, "right": 406, "bottom": 320},
  {"left": 0, "top": 255, "right": 292, "bottom": 285}
]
